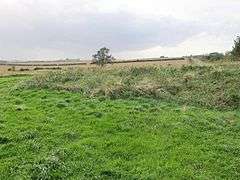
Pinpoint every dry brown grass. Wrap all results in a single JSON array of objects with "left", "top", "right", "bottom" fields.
[{"left": 0, "top": 65, "right": 15, "bottom": 76}]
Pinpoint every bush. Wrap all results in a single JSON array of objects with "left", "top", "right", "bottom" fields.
[
  {"left": 231, "top": 36, "right": 240, "bottom": 60},
  {"left": 206, "top": 52, "right": 224, "bottom": 61},
  {"left": 8, "top": 66, "right": 16, "bottom": 71}
]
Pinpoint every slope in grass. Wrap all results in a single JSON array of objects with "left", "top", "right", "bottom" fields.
[
  {"left": 21, "top": 65, "right": 240, "bottom": 110},
  {"left": 0, "top": 76, "right": 240, "bottom": 179}
]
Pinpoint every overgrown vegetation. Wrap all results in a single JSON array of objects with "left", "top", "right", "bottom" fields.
[
  {"left": 21, "top": 65, "right": 240, "bottom": 110},
  {"left": 1, "top": 76, "right": 240, "bottom": 179}
]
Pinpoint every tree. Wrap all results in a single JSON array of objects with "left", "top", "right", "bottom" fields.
[
  {"left": 92, "top": 47, "right": 115, "bottom": 67},
  {"left": 231, "top": 36, "right": 240, "bottom": 60}
]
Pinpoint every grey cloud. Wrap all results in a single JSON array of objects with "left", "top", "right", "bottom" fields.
[{"left": 0, "top": 10, "right": 201, "bottom": 59}]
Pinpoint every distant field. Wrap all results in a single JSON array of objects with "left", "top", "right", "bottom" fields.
[{"left": 0, "top": 58, "right": 190, "bottom": 76}]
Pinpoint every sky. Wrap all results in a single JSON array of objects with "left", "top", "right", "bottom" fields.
[{"left": 0, "top": 0, "right": 239, "bottom": 60}]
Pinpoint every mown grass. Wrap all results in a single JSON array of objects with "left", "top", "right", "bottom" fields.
[
  {"left": 21, "top": 64, "right": 240, "bottom": 110},
  {"left": 1, "top": 64, "right": 240, "bottom": 179}
]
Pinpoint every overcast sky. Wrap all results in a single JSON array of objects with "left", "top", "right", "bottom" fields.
[{"left": 0, "top": 0, "right": 239, "bottom": 60}]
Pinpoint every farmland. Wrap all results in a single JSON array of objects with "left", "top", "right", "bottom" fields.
[
  {"left": 0, "top": 58, "right": 189, "bottom": 76},
  {"left": 0, "top": 60, "right": 240, "bottom": 179}
]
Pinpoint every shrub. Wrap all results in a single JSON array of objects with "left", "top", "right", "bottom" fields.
[
  {"left": 206, "top": 52, "right": 224, "bottom": 61},
  {"left": 8, "top": 66, "right": 16, "bottom": 71}
]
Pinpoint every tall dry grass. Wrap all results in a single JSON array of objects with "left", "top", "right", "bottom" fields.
[{"left": 19, "top": 64, "right": 240, "bottom": 110}]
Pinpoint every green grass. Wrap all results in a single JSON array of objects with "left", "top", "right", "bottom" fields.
[{"left": 0, "top": 74, "right": 240, "bottom": 179}]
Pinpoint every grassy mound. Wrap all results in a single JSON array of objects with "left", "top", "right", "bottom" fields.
[
  {"left": 1, "top": 76, "right": 240, "bottom": 179},
  {"left": 21, "top": 65, "right": 240, "bottom": 110}
]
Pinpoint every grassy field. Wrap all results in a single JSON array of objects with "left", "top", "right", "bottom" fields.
[
  {"left": 0, "top": 59, "right": 190, "bottom": 76},
  {"left": 0, "top": 63, "right": 240, "bottom": 179}
]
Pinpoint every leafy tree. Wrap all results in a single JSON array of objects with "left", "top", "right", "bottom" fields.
[
  {"left": 231, "top": 36, "right": 240, "bottom": 60},
  {"left": 92, "top": 47, "right": 115, "bottom": 67}
]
